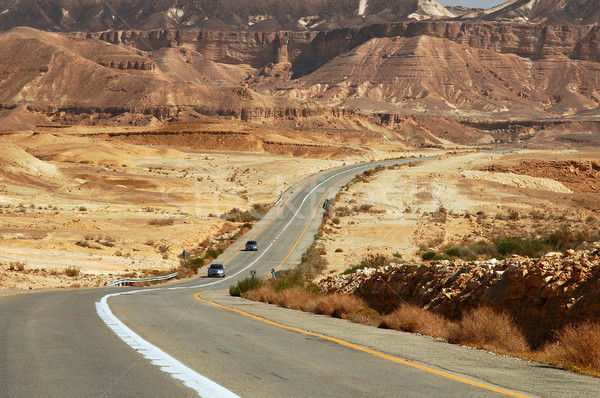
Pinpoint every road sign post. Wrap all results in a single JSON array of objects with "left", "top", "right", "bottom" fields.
[{"left": 180, "top": 250, "right": 189, "bottom": 268}]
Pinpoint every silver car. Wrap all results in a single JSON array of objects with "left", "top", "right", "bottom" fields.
[{"left": 207, "top": 263, "right": 225, "bottom": 277}]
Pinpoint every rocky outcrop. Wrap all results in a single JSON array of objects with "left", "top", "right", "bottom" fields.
[
  {"left": 319, "top": 249, "right": 600, "bottom": 345},
  {"left": 96, "top": 59, "right": 156, "bottom": 70},
  {"left": 86, "top": 22, "right": 598, "bottom": 72},
  {"left": 240, "top": 105, "right": 355, "bottom": 122}
]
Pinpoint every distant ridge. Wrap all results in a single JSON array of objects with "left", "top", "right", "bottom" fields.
[{"left": 0, "top": 0, "right": 454, "bottom": 32}]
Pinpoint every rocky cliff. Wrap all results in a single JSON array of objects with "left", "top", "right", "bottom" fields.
[
  {"left": 86, "top": 21, "right": 600, "bottom": 72},
  {"left": 319, "top": 249, "right": 600, "bottom": 345}
]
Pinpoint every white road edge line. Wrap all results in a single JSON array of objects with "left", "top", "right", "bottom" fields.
[{"left": 96, "top": 292, "right": 240, "bottom": 397}]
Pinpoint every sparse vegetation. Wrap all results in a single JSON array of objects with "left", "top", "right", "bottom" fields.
[
  {"left": 421, "top": 251, "right": 436, "bottom": 260},
  {"left": 8, "top": 262, "right": 26, "bottom": 271},
  {"left": 221, "top": 203, "right": 269, "bottom": 223},
  {"left": 382, "top": 305, "right": 450, "bottom": 339},
  {"left": 342, "top": 254, "right": 387, "bottom": 275},
  {"left": 75, "top": 240, "right": 102, "bottom": 250},
  {"left": 314, "top": 293, "right": 368, "bottom": 319},
  {"left": 419, "top": 227, "right": 600, "bottom": 261},
  {"left": 540, "top": 322, "right": 600, "bottom": 376},
  {"left": 64, "top": 266, "right": 80, "bottom": 277},
  {"left": 189, "top": 257, "right": 204, "bottom": 273},
  {"left": 447, "top": 307, "right": 529, "bottom": 353},
  {"left": 229, "top": 276, "right": 265, "bottom": 297},
  {"left": 149, "top": 218, "right": 175, "bottom": 226}
]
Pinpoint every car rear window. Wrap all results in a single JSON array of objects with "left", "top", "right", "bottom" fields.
[{"left": 210, "top": 264, "right": 223, "bottom": 269}]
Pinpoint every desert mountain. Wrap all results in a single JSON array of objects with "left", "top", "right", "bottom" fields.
[
  {"left": 4, "top": 20, "right": 600, "bottom": 128},
  {"left": 265, "top": 34, "right": 600, "bottom": 118},
  {"left": 473, "top": 0, "right": 600, "bottom": 25},
  {"left": 0, "top": 0, "right": 453, "bottom": 32},
  {"left": 0, "top": 27, "right": 271, "bottom": 114}
]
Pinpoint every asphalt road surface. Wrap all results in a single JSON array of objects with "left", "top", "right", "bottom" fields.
[{"left": 2, "top": 155, "right": 600, "bottom": 397}]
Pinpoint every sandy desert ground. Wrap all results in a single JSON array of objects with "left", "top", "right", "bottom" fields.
[
  {"left": 0, "top": 119, "right": 424, "bottom": 289},
  {"left": 318, "top": 148, "right": 600, "bottom": 275},
  {"left": 2, "top": 117, "right": 599, "bottom": 291},
  {"left": 0, "top": 125, "right": 353, "bottom": 288}
]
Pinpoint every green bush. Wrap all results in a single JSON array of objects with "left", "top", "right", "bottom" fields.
[
  {"left": 205, "top": 247, "right": 223, "bottom": 259},
  {"left": 422, "top": 251, "right": 436, "bottom": 260},
  {"left": 445, "top": 247, "right": 462, "bottom": 257},
  {"left": 229, "top": 277, "right": 265, "bottom": 297},
  {"left": 189, "top": 257, "right": 204, "bottom": 273},
  {"left": 497, "top": 240, "right": 524, "bottom": 255},
  {"left": 229, "top": 285, "right": 241, "bottom": 296}
]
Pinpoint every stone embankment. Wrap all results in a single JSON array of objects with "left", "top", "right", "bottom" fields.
[{"left": 319, "top": 248, "right": 600, "bottom": 344}]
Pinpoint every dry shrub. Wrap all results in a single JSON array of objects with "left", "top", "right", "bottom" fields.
[
  {"left": 277, "top": 287, "right": 317, "bottom": 312},
  {"left": 349, "top": 308, "right": 382, "bottom": 327},
  {"left": 448, "top": 307, "right": 529, "bottom": 353},
  {"left": 244, "top": 285, "right": 317, "bottom": 312},
  {"left": 542, "top": 322, "right": 600, "bottom": 374},
  {"left": 243, "top": 285, "right": 277, "bottom": 303},
  {"left": 149, "top": 218, "right": 175, "bottom": 226},
  {"left": 314, "top": 293, "right": 367, "bottom": 318},
  {"left": 64, "top": 266, "right": 80, "bottom": 277},
  {"left": 382, "top": 305, "right": 450, "bottom": 339}
]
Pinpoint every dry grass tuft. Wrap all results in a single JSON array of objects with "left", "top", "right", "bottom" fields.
[
  {"left": 448, "top": 307, "right": 529, "bottom": 353},
  {"left": 243, "top": 285, "right": 277, "bottom": 303},
  {"left": 244, "top": 285, "right": 316, "bottom": 311},
  {"left": 64, "top": 266, "right": 80, "bottom": 277},
  {"left": 149, "top": 218, "right": 175, "bottom": 226},
  {"left": 382, "top": 305, "right": 450, "bottom": 339},
  {"left": 541, "top": 322, "right": 600, "bottom": 375},
  {"left": 277, "top": 287, "right": 317, "bottom": 312},
  {"left": 348, "top": 308, "right": 382, "bottom": 327},
  {"left": 313, "top": 293, "right": 367, "bottom": 318}
]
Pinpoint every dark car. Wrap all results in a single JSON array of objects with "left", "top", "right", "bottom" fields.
[
  {"left": 245, "top": 240, "right": 258, "bottom": 251},
  {"left": 207, "top": 263, "right": 225, "bottom": 277}
]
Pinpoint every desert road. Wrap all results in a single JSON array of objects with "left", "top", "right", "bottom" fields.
[{"left": 2, "top": 155, "right": 600, "bottom": 397}]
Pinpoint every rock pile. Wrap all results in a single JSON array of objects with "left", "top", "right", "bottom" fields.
[{"left": 319, "top": 248, "right": 600, "bottom": 344}]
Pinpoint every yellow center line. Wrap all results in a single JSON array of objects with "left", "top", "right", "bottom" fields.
[
  {"left": 194, "top": 291, "right": 530, "bottom": 398},
  {"left": 194, "top": 161, "right": 532, "bottom": 398}
]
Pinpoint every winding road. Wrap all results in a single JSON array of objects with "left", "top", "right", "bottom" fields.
[{"left": 2, "top": 156, "right": 600, "bottom": 397}]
